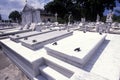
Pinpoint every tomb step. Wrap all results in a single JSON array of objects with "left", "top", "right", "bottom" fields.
[
  {"left": 0, "top": 29, "right": 32, "bottom": 36},
  {"left": 39, "top": 65, "right": 69, "bottom": 80},
  {"left": 43, "top": 55, "right": 107, "bottom": 80},
  {"left": 45, "top": 48, "right": 83, "bottom": 68},
  {"left": 36, "top": 75, "right": 47, "bottom": 80},
  {"left": 43, "top": 55, "right": 74, "bottom": 78}
]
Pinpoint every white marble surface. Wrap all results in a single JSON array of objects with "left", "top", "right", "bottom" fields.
[
  {"left": 21, "top": 30, "right": 72, "bottom": 45},
  {"left": 4, "top": 29, "right": 21, "bottom": 33},
  {"left": 0, "top": 29, "right": 32, "bottom": 36},
  {"left": 10, "top": 29, "right": 54, "bottom": 42},
  {"left": 0, "top": 38, "right": 47, "bottom": 80},
  {"left": 0, "top": 39, "right": 46, "bottom": 62},
  {"left": 1, "top": 31, "right": 120, "bottom": 80},
  {"left": 84, "top": 34, "right": 120, "bottom": 80},
  {"left": 20, "top": 30, "right": 73, "bottom": 50},
  {"left": 43, "top": 54, "right": 107, "bottom": 80},
  {"left": 39, "top": 65, "right": 69, "bottom": 80},
  {"left": 45, "top": 31, "right": 106, "bottom": 65},
  {"left": 10, "top": 31, "right": 40, "bottom": 39},
  {"left": 0, "top": 27, "right": 20, "bottom": 32}
]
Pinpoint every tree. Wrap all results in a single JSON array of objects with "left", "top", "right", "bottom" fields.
[
  {"left": 113, "top": 9, "right": 120, "bottom": 22},
  {"left": 9, "top": 10, "right": 21, "bottom": 23},
  {"left": 44, "top": 1, "right": 67, "bottom": 18},
  {"left": 44, "top": 0, "right": 120, "bottom": 22}
]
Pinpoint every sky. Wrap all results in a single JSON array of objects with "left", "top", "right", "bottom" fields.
[
  {"left": 103, "top": 0, "right": 120, "bottom": 16},
  {"left": 0, "top": 0, "right": 53, "bottom": 19},
  {"left": 0, "top": 0, "right": 120, "bottom": 20}
]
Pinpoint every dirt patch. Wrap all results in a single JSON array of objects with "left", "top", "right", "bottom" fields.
[{"left": 0, "top": 50, "right": 29, "bottom": 80}]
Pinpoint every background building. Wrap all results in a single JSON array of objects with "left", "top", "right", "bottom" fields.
[{"left": 21, "top": 4, "right": 55, "bottom": 26}]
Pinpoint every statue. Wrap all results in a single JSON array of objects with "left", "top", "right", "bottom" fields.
[
  {"left": 105, "top": 10, "right": 113, "bottom": 33},
  {"left": 106, "top": 10, "right": 113, "bottom": 23}
]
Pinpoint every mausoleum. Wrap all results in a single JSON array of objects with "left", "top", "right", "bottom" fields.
[
  {"left": 21, "top": 4, "right": 55, "bottom": 26},
  {"left": 21, "top": 4, "right": 41, "bottom": 26}
]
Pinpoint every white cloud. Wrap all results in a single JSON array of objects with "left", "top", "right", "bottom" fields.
[
  {"left": 0, "top": 0, "right": 53, "bottom": 19},
  {"left": 28, "top": 0, "right": 45, "bottom": 9}
]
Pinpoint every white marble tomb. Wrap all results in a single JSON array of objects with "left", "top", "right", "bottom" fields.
[
  {"left": 0, "top": 31, "right": 107, "bottom": 80},
  {"left": 45, "top": 31, "right": 106, "bottom": 67},
  {"left": 10, "top": 29, "right": 56, "bottom": 42},
  {"left": 20, "top": 30, "right": 73, "bottom": 50}
]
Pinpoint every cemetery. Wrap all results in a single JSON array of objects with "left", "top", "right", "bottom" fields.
[{"left": 0, "top": 1, "right": 120, "bottom": 80}]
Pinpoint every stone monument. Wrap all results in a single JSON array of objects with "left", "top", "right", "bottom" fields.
[
  {"left": 106, "top": 10, "right": 113, "bottom": 23},
  {"left": 81, "top": 17, "right": 86, "bottom": 33},
  {"left": 105, "top": 10, "right": 113, "bottom": 33},
  {"left": 96, "top": 14, "right": 100, "bottom": 22},
  {"left": 21, "top": 3, "right": 41, "bottom": 26},
  {"left": 68, "top": 12, "right": 72, "bottom": 25},
  {"left": 55, "top": 13, "right": 58, "bottom": 22},
  {"left": 81, "top": 18, "right": 85, "bottom": 23}
]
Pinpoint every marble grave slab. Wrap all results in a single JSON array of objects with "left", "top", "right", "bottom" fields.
[
  {"left": 10, "top": 29, "right": 56, "bottom": 42},
  {"left": 0, "top": 29, "right": 32, "bottom": 36},
  {"left": 45, "top": 31, "right": 106, "bottom": 67},
  {"left": 20, "top": 30, "right": 73, "bottom": 50}
]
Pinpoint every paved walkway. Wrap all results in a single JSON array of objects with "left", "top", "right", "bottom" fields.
[{"left": 83, "top": 33, "right": 120, "bottom": 80}]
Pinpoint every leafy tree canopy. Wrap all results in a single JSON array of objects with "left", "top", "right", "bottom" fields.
[
  {"left": 45, "top": 0, "right": 120, "bottom": 22},
  {"left": 9, "top": 10, "right": 21, "bottom": 23}
]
